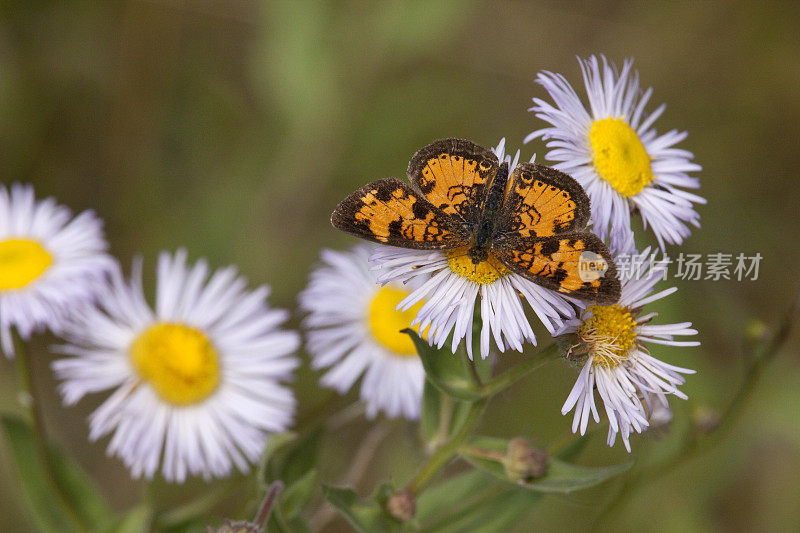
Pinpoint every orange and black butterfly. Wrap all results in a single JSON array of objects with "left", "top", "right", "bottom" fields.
[{"left": 331, "top": 138, "right": 620, "bottom": 304}]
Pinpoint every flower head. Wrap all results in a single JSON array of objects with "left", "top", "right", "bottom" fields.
[
  {"left": 53, "top": 250, "right": 299, "bottom": 482},
  {"left": 528, "top": 55, "right": 705, "bottom": 252},
  {"left": 299, "top": 245, "right": 426, "bottom": 420},
  {"left": 0, "top": 183, "right": 114, "bottom": 356},
  {"left": 557, "top": 248, "right": 697, "bottom": 451},
  {"left": 370, "top": 139, "right": 576, "bottom": 361}
]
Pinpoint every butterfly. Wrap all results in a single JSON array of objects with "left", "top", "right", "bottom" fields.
[{"left": 331, "top": 138, "right": 620, "bottom": 304}]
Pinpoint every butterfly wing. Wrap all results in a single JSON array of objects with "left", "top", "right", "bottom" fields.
[
  {"left": 331, "top": 178, "right": 469, "bottom": 249},
  {"left": 495, "top": 163, "right": 591, "bottom": 238},
  {"left": 407, "top": 138, "right": 499, "bottom": 226},
  {"left": 494, "top": 233, "right": 621, "bottom": 305}
]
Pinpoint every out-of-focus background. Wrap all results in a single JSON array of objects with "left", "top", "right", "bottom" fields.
[{"left": 1, "top": 1, "right": 798, "bottom": 531}]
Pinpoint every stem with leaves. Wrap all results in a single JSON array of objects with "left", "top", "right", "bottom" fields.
[{"left": 598, "top": 285, "right": 800, "bottom": 523}]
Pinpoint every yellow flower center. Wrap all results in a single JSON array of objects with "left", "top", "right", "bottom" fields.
[
  {"left": 367, "top": 286, "right": 426, "bottom": 357},
  {"left": 446, "top": 247, "right": 510, "bottom": 284},
  {"left": 0, "top": 238, "right": 53, "bottom": 291},
  {"left": 130, "top": 322, "right": 221, "bottom": 406},
  {"left": 589, "top": 117, "right": 654, "bottom": 197},
  {"left": 577, "top": 304, "right": 638, "bottom": 368}
]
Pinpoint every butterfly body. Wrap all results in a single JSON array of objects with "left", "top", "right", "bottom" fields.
[{"left": 332, "top": 138, "right": 620, "bottom": 305}]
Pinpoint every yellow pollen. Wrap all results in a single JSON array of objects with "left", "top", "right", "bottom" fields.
[
  {"left": 589, "top": 117, "right": 654, "bottom": 197},
  {"left": 0, "top": 239, "right": 53, "bottom": 291},
  {"left": 577, "top": 304, "right": 638, "bottom": 368},
  {"left": 445, "top": 247, "right": 510, "bottom": 284},
  {"left": 130, "top": 323, "right": 220, "bottom": 406},
  {"left": 367, "top": 287, "right": 426, "bottom": 357}
]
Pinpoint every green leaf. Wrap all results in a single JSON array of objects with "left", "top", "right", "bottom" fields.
[
  {"left": 281, "top": 427, "right": 324, "bottom": 486},
  {"left": 259, "top": 427, "right": 324, "bottom": 520},
  {"left": 415, "top": 470, "right": 493, "bottom": 522},
  {"left": 402, "top": 329, "right": 482, "bottom": 400},
  {"left": 424, "top": 489, "right": 542, "bottom": 533},
  {"left": 461, "top": 436, "right": 633, "bottom": 494},
  {"left": 321, "top": 484, "right": 402, "bottom": 533},
  {"left": 1, "top": 415, "right": 115, "bottom": 532},
  {"left": 258, "top": 431, "right": 297, "bottom": 489},
  {"left": 282, "top": 468, "right": 318, "bottom": 519}
]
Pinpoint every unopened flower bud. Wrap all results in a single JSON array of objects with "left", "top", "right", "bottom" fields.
[
  {"left": 504, "top": 437, "right": 548, "bottom": 483},
  {"left": 386, "top": 490, "right": 416, "bottom": 522}
]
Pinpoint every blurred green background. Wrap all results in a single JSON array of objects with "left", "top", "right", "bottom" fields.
[{"left": 1, "top": 1, "right": 799, "bottom": 531}]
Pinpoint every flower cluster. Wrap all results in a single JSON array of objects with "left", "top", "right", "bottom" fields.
[{"left": 1, "top": 53, "right": 703, "bottom": 492}]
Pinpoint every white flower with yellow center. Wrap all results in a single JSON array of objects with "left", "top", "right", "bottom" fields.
[
  {"left": 53, "top": 250, "right": 300, "bottom": 482},
  {"left": 369, "top": 141, "right": 576, "bottom": 361},
  {"left": 299, "top": 245, "right": 426, "bottom": 420},
  {"left": 0, "top": 183, "right": 114, "bottom": 356},
  {"left": 556, "top": 249, "right": 697, "bottom": 451},
  {"left": 527, "top": 55, "right": 705, "bottom": 252}
]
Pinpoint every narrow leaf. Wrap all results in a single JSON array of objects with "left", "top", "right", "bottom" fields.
[
  {"left": 282, "top": 469, "right": 318, "bottom": 519},
  {"left": 402, "top": 329, "right": 482, "bottom": 400},
  {"left": 2, "top": 415, "right": 114, "bottom": 532}
]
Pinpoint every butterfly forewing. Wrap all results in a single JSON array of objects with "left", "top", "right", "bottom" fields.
[
  {"left": 494, "top": 233, "right": 621, "bottom": 305},
  {"left": 331, "top": 178, "right": 468, "bottom": 249},
  {"left": 407, "top": 138, "right": 499, "bottom": 226},
  {"left": 495, "top": 163, "right": 591, "bottom": 239}
]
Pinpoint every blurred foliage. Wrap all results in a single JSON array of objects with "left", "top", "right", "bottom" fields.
[{"left": 1, "top": 1, "right": 799, "bottom": 531}]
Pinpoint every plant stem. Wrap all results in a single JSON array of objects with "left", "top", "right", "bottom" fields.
[
  {"left": 405, "top": 398, "right": 488, "bottom": 496},
  {"left": 480, "top": 343, "right": 562, "bottom": 397},
  {"left": 15, "top": 334, "right": 56, "bottom": 486},
  {"left": 430, "top": 394, "right": 454, "bottom": 451},
  {"left": 254, "top": 481, "right": 284, "bottom": 529},
  {"left": 459, "top": 444, "right": 505, "bottom": 462},
  {"left": 14, "top": 332, "right": 87, "bottom": 531},
  {"left": 597, "top": 285, "right": 800, "bottom": 524}
]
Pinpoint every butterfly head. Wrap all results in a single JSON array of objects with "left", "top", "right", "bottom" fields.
[{"left": 467, "top": 246, "right": 489, "bottom": 265}]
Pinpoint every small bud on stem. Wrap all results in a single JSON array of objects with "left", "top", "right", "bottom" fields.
[{"left": 504, "top": 437, "right": 548, "bottom": 483}]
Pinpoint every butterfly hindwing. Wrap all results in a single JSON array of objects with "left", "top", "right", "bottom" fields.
[
  {"left": 407, "top": 138, "right": 499, "bottom": 226},
  {"left": 495, "top": 163, "right": 591, "bottom": 239},
  {"left": 494, "top": 233, "right": 621, "bottom": 305},
  {"left": 331, "top": 178, "right": 468, "bottom": 249}
]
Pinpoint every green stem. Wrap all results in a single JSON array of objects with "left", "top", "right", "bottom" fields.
[
  {"left": 459, "top": 444, "right": 505, "bottom": 462},
  {"left": 405, "top": 398, "right": 488, "bottom": 496},
  {"left": 597, "top": 285, "right": 800, "bottom": 524},
  {"left": 15, "top": 333, "right": 88, "bottom": 532},
  {"left": 430, "top": 394, "right": 454, "bottom": 451},
  {"left": 480, "top": 343, "right": 562, "bottom": 397},
  {"left": 15, "top": 335, "right": 56, "bottom": 486}
]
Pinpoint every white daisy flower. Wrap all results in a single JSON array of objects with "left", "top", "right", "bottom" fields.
[
  {"left": 527, "top": 55, "right": 705, "bottom": 252},
  {"left": 369, "top": 140, "right": 576, "bottom": 361},
  {"left": 0, "top": 183, "right": 114, "bottom": 356},
  {"left": 556, "top": 248, "right": 697, "bottom": 451},
  {"left": 52, "top": 250, "right": 300, "bottom": 482},
  {"left": 299, "top": 244, "right": 426, "bottom": 420}
]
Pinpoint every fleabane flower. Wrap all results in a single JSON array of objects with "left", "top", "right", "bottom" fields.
[
  {"left": 370, "top": 141, "right": 576, "bottom": 361},
  {"left": 527, "top": 55, "right": 705, "bottom": 252},
  {"left": 53, "top": 250, "right": 300, "bottom": 482},
  {"left": 299, "top": 244, "right": 426, "bottom": 420},
  {"left": 557, "top": 248, "right": 698, "bottom": 451},
  {"left": 0, "top": 183, "right": 114, "bottom": 356}
]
